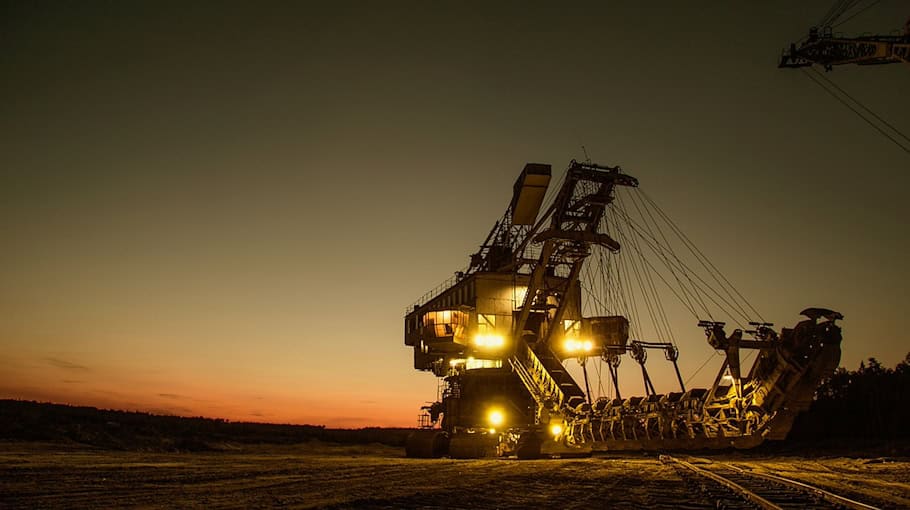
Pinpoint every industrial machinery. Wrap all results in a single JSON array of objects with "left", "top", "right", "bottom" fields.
[
  {"left": 403, "top": 161, "right": 843, "bottom": 458},
  {"left": 778, "top": 6, "right": 910, "bottom": 154},
  {"left": 779, "top": 24, "right": 909, "bottom": 70}
]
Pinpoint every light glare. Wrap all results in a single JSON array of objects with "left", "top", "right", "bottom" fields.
[
  {"left": 564, "top": 338, "right": 595, "bottom": 354},
  {"left": 474, "top": 334, "right": 505, "bottom": 348}
]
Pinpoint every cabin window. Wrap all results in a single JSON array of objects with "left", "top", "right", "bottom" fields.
[
  {"left": 422, "top": 310, "right": 467, "bottom": 338},
  {"left": 478, "top": 314, "right": 496, "bottom": 334}
]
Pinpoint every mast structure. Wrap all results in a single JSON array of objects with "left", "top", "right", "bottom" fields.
[{"left": 403, "top": 160, "right": 843, "bottom": 458}]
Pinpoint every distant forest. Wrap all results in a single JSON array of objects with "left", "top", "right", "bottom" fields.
[
  {"left": 790, "top": 352, "right": 910, "bottom": 441},
  {"left": 0, "top": 400, "right": 411, "bottom": 451},
  {"left": 1, "top": 353, "right": 908, "bottom": 451}
]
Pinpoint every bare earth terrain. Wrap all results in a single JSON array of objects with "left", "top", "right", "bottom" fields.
[{"left": 1, "top": 442, "right": 908, "bottom": 509}]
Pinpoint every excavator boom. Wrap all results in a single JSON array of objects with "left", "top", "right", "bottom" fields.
[{"left": 780, "top": 27, "right": 910, "bottom": 69}]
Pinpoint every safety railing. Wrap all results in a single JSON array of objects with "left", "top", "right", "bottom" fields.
[
  {"left": 404, "top": 266, "right": 471, "bottom": 315},
  {"left": 509, "top": 338, "right": 566, "bottom": 410}
]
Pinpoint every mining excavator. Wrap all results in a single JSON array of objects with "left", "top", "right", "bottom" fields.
[{"left": 403, "top": 161, "right": 843, "bottom": 458}]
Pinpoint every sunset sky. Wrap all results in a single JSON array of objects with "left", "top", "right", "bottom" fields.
[{"left": 2, "top": 2, "right": 908, "bottom": 427}]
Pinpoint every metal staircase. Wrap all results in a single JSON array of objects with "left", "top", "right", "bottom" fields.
[{"left": 508, "top": 338, "right": 586, "bottom": 413}]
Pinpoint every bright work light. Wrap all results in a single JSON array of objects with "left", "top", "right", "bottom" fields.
[
  {"left": 474, "top": 334, "right": 505, "bottom": 348},
  {"left": 488, "top": 409, "right": 505, "bottom": 427},
  {"left": 563, "top": 338, "right": 594, "bottom": 354}
]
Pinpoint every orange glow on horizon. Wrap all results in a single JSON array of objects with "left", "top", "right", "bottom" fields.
[{"left": 0, "top": 351, "right": 423, "bottom": 428}]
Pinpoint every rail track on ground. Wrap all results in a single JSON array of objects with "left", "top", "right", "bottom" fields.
[{"left": 661, "top": 455, "right": 882, "bottom": 510}]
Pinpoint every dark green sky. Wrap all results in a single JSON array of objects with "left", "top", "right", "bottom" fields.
[{"left": 1, "top": 1, "right": 908, "bottom": 425}]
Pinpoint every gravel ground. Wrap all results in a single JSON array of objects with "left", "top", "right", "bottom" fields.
[{"left": 1, "top": 442, "right": 907, "bottom": 509}]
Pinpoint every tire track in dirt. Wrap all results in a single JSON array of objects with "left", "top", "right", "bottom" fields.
[
  {"left": 739, "top": 460, "right": 910, "bottom": 509},
  {"left": 324, "top": 458, "right": 713, "bottom": 509},
  {"left": 1, "top": 455, "right": 434, "bottom": 509},
  {"left": 3, "top": 447, "right": 908, "bottom": 509}
]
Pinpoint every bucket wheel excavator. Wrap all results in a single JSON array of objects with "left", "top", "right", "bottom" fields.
[{"left": 403, "top": 161, "right": 842, "bottom": 458}]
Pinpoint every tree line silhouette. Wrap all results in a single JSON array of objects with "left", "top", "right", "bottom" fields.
[
  {"left": 789, "top": 352, "right": 910, "bottom": 441},
  {"left": 0, "top": 399, "right": 411, "bottom": 451},
  {"left": 2, "top": 353, "right": 908, "bottom": 451}
]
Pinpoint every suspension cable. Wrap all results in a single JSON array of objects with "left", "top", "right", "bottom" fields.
[
  {"left": 613, "top": 202, "right": 714, "bottom": 319},
  {"left": 631, "top": 189, "right": 753, "bottom": 322},
  {"left": 820, "top": 0, "right": 860, "bottom": 27},
  {"left": 833, "top": 0, "right": 882, "bottom": 27},
  {"left": 801, "top": 68, "right": 910, "bottom": 155},
  {"left": 615, "top": 193, "right": 678, "bottom": 345},
  {"left": 638, "top": 189, "right": 766, "bottom": 322},
  {"left": 685, "top": 351, "right": 720, "bottom": 387},
  {"left": 613, "top": 199, "right": 670, "bottom": 342},
  {"left": 624, "top": 189, "right": 722, "bottom": 321},
  {"left": 811, "top": 67, "right": 910, "bottom": 146},
  {"left": 612, "top": 205, "right": 753, "bottom": 327}
]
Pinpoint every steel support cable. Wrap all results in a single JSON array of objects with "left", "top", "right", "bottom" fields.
[
  {"left": 818, "top": 0, "right": 846, "bottom": 28},
  {"left": 594, "top": 354, "right": 607, "bottom": 400},
  {"left": 801, "top": 68, "right": 910, "bottom": 155},
  {"left": 603, "top": 212, "right": 718, "bottom": 390},
  {"left": 613, "top": 203, "right": 718, "bottom": 321},
  {"left": 615, "top": 194, "right": 678, "bottom": 346},
  {"left": 741, "top": 348, "right": 757, "bottom": 367},
  {"left": 583, "top": 257, "right": 611, "bottom": 318},
  {"left": 613, "top": 206, "right": 753, "bottom": 326},
  {"left": 685, "top": 351, "right": 720, "bottom": 387},
  {"left": 624, "top": 189, "right": 703, "bottom": 319},
  {"left": 626, "top": 193, "right": 752, "bottom": 322},
  {"left": 603, "top": 215, "right": 624, "bottom": 317},
  {"left": 588, "top": 243, "right": 630, "bottom": 335},
  {"left": 811, "top": 67, "right": 910, "bottom": 145},
  {"left": 821, "top": 0, "right": 860, "bottom": 27},
  {"left": 832, "top": 0, "right": 862, "bottom": 23},
  {"left": 618, "top": 192, "right": 677, "bottom": 337},
  {"left": 616, "top": 235, "right": 646, "bottom": 341},
  {"left": 610, "top": 216, "right": 644, "bottom": 340},
  {"left": 625, "top": 225, "right": 679, "bottom": 348},
  {"left": 616, "top": 258, "right": 642, "bottom": 338},
  {"left": 606, "top": 253, "right": 630, "bottom": 324},
  {"left": 818, "top": 0, "right": 844, "bottom": 26},
  {"left": 623, "top": 191, "right": 712, "bottom": 338},
  {"left": 615, "top": 243, "right": 648, "bottom": 342},
  {"left": 596, "top": 207, "right": 615, "bottom": 314},
  {"left": 606, "top": 212, "right": 633, "bottom": 322},
  {"left": 583, "top": 281, "right": 628, "bottom": 333},
  {"left": 582, "top": 263, "right": 596, "bottom": 317},
  {"left": 605, "top": 222, "right": 641, "bottom": 340},
  {"left": 619, "top": 221, "right": 752, "bottom": 329},
  {"left": 541, "top": 165, "right": 568, "bottom": 213},
  {"left": 638, "top": 189, "right": 766, "bottom": 322},
  {"left": 618, "top": 237, "right": 666, "bottom": 344},
  {"left": 628, "top": 189, "right": 754, "bottom": 323},
  {"left": 599, "top": 247, "right": 615, "bottom": 314},
  {"left": 612, "top": 203, "right": 713, "bottom": 320},
  {"left": 832, "top": 0, "right": 881, "bottom": 28},
  {"left": 612, "top": 203, "right": 670, "bottom": 343},
  {"left": 596, "top": 238, "right": 622, "bottom": 320},
  {"left": 600, "top": 249, "right": 617, "bottom": 316},
  {"left": 602, "top": 237, "right": 701, "bottom": 320},
  {"left": 587, "top": 252, "right": 608, "bottom": 316},
  {"left": 612, "top": 200, "right": 665, "bottom": 341}
]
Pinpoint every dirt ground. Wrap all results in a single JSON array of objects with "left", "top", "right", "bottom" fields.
[{"left": 1, "top": 441, "right": 908, "bottom": 509}]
